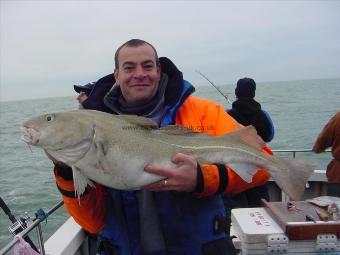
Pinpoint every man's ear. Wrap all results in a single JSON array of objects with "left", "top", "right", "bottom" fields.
[
  {"left": 114, "top": 69, "right": 119, "bottom": 86},
  {"left": 157, "top": 63, "right": 161, "bottom": 76}
]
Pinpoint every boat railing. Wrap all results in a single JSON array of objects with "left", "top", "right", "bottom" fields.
[
  {"left": 272, "top": 148, "right": 331, "bottom": 157},
  {"left": 272, "top": 148, "right": 331, "bottom": 173},
  {"left": 0, "top": 149, "right": 332, "bottom": 255}
]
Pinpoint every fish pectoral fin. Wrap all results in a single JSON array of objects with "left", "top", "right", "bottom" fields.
[
  {"left": 95, "top": 141, "right": 111, "bottom": 174},
  {"left": 227, "top": 163, "right": 259, "bottom": 183},
  {"left": 72, "top": 166, "right": 94, "bottom": 200}
]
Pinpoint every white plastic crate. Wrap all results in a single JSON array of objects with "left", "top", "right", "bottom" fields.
[{"left": 231, "top": 207, "right": 340, "bottom": 254}]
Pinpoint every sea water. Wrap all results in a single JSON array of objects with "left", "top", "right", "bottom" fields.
[{"left": 0, "top": 78, "right": 339, "bottom": 249}]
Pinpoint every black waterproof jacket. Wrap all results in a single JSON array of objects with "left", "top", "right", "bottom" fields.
[{"left": 228, "top": 98, "right": 274, "bottom": 142}]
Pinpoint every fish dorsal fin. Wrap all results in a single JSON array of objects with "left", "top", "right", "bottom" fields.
[
  {"left": 159, "top": 125, "right": 208, "bottom": 136},
  {"left": 116, "top": 115, "right": 158, "bottom": 129},
  {"left": 228, "top": 126, "right": 265, "bottom": 150}
]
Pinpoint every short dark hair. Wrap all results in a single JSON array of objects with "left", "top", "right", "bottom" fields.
[
  {"left": 235, "top": 77, "right": 256, "bottom": 98},
  {"left": 114, "top": 39, "right": 159, "bottom": 69}
]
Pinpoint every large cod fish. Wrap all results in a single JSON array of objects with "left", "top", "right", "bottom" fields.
[{"left": 21, "top": 110, "right": 314, "bottom": 200}]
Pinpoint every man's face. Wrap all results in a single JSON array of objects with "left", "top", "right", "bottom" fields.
[
  {"left": 114, "top": 44, "right": 161, "bottom": 105},
  {"left": 77, "top": 92, "right": 88, "bottom": 109}
]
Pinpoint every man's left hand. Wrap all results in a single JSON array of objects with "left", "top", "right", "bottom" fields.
[{"left": 143, "top": 153, "right": 197, "bottom": 192}]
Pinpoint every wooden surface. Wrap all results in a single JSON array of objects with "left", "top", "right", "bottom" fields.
[{"left": 262, "top": 199, "right": 340, "bottom": 240}]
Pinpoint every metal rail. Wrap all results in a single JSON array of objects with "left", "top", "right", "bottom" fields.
[
  {"left": 0, "top": 201, "right": 64, "bottom": 255},
  {"left": 272, "top": 148, "right": 331, "bottom": 159}
]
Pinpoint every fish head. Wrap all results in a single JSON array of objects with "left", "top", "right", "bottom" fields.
[{"left": 21, "top": 111, "right": 95, "bottom": 151}]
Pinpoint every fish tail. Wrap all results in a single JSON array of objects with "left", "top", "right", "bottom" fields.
[{"left": 273, "top": 157, "right": 315, "bottom": 201}]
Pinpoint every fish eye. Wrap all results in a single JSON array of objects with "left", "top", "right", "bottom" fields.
[{"left": 46, "top": 114, "right": 54, "bottom": 122}]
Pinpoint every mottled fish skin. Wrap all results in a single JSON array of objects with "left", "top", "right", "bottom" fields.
[{"left": 21, "top": 110, "right": 315, "bottom": 200}]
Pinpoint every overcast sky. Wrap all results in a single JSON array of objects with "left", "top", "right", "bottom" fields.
[{"left": 1, "top": 1, "right": 339, "bottom": 102}]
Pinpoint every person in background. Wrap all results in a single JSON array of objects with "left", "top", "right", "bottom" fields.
[
  {"left": 313, "top": 112, "right": 340, "bottom": 197},
  {"left": 226, "top": 77, "right": 275, "bottom": 208},
  {"left": 74, "top": 78, "right": 114, "bottom": 113},
  {"left": 228, "top": 78, "right": 274, "bottom": 143},
  {"left": 51, "top": 39, "right": 272, "bottom": 255},
  {"left": 74, "top": 82, "right": 95, "bottom": 108},
  {"left": 67, "top": 80, "right": 114, "bottom": 254}
]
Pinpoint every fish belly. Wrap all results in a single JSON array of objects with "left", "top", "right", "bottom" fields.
[{"left": 75, "top": 144, "right": 174, "bottom": 190}]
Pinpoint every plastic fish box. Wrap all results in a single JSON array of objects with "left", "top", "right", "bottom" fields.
[{"left": 231, "top": 207, "right": 340, "bottom": 254}]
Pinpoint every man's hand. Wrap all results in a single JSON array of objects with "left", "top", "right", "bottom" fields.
[{"left": 143, "top": 153, "right": 197, "bottom": 192}]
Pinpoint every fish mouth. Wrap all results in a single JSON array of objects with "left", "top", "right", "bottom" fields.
[{"left": 21, "top": 126, "right": 40, "bottom": 145}]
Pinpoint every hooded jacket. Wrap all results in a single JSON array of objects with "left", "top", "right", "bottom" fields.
[
  {"left": 80, "top": 75, "right": 115, "bottom": 113},
  {"left": 228, "top": 98, "right": 274, "bottom": 142},
  {"left": 313, "top": 112, "right": 340, "bottom": 183}
]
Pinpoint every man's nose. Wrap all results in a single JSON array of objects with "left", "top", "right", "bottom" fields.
[{"left": 134, "top": 66, "right": 147, "bottom": 79}]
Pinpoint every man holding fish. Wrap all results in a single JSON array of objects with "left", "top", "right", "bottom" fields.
[{"left": 22, "top": 39, "right": 314, "bottom": 254}]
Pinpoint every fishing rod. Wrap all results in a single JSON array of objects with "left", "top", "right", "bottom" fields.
[
  {"left": 195, "top": 70, "right": 232, "bottom": 105},
  {"left": 0, "top": 196, "right": 39, "bottom": 253}
]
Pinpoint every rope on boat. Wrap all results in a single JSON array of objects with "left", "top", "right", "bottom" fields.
[{"left": 35, "top": 208, "right": 48, "bottom": 223}]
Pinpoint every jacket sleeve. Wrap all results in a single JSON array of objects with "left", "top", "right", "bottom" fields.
[
  {"left": 54, "top": 163, "right": 107, "bottom": 234},
  {"left": 179, "top": 97, "right": 271, "bottom": 197},
  {"left": 312, "top": 113, "right": 338, "bottom": 153},
  {"left": 260, "top": 110, "right": 275, "bottom": 143}
]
